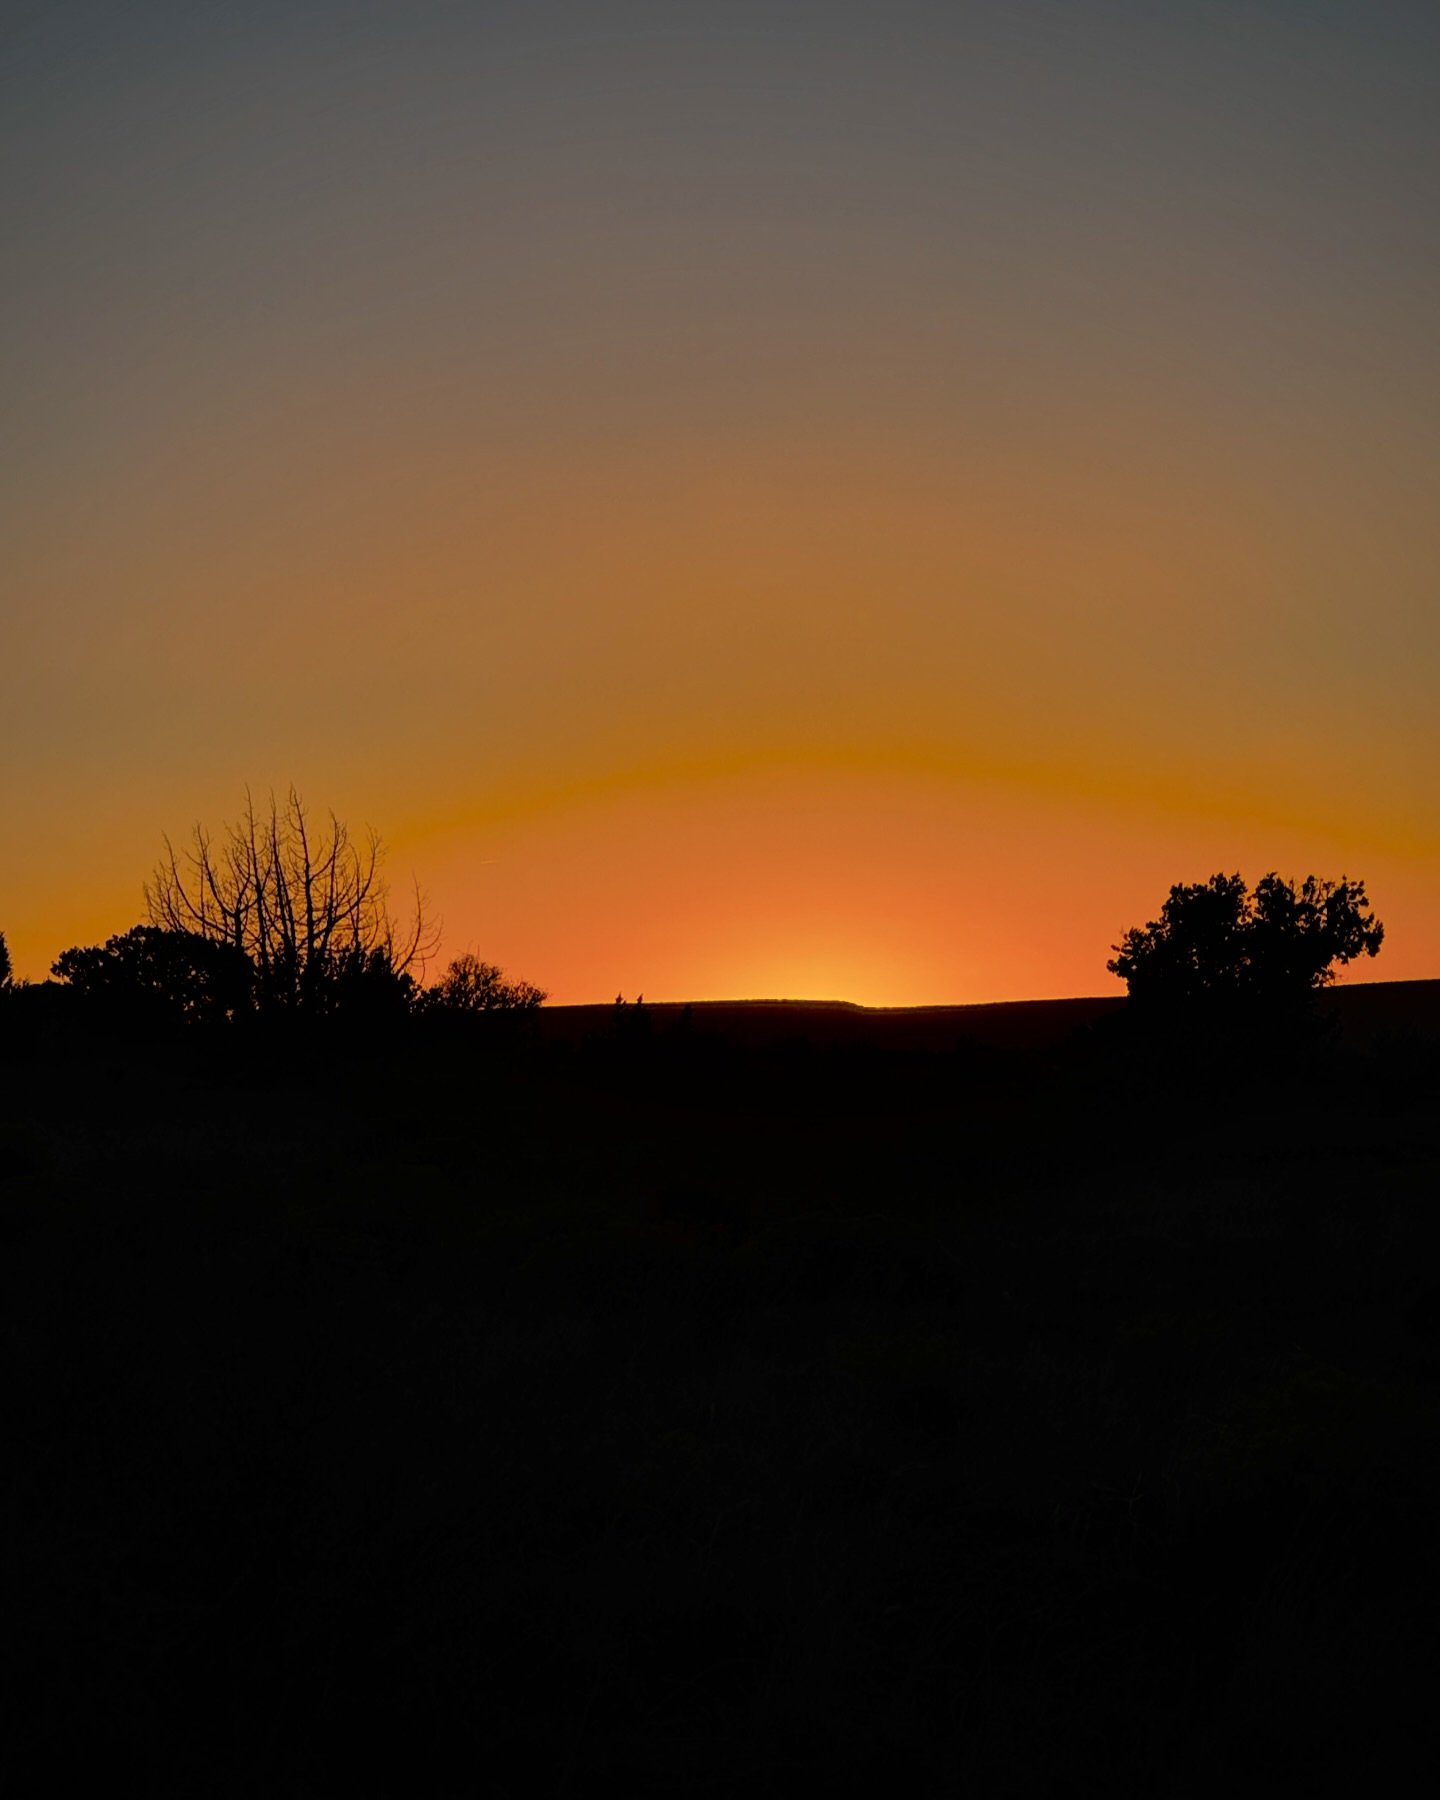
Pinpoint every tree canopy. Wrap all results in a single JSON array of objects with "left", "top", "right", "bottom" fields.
[
  {"left": 1107, "top": 872, "right": 1383, "bottom": 1009},
  {"left": 416, "top": 954, "right": 547, "bottom": 1015},
  {"left": 145, "top": 788, "right": 434, "bottom": 1015},
  {"left": 51, "top": 925, "right": 253, "bottom": 1027}
]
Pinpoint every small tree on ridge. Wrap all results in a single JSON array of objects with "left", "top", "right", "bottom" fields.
[
  {"left": 1107, "top": 871, "right": 1383, "bottom": 1009},
  {"left": 417, "top": 953, "right": 546, "bottom": 1015}
]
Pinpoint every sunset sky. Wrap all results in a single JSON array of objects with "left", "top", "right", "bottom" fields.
[{"left": 5, "top": 1, "right": 1438, "bottom": 1004}]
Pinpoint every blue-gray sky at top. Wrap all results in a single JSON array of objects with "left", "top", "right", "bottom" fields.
[{"left": 8, "top": 1, "right": 1436, "bottom": 458}]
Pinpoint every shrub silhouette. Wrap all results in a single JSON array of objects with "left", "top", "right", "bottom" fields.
[
  {"left": 145, "top": 786, "right": 434, "bottom": 1015},
  {"left": 314, "top": 943, "right": 419, "bottom": 1023},
  {"left": 51, "top": 925, "right": 254, "bottom": 1027},
  {"left": 416, "top": 953, "right": 546, "bottom": 1014},
  {"left": 1108, "top": 871, "right": 1383, "bottom": 1010}
]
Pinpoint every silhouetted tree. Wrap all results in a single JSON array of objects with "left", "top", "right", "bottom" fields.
[
  {"left": 416, "top": 953, "right": 546, "bottom": 1014},
  {"left": 1108, "top": 871, "right": 1383, "bottom": 1009},
  {"left": 610, "top": 989, "right": 654, "bottom": 1052},
  {"left": 145, "top": 788, "right": 434, "bottom": 1016},
  {"left": 51, "top": 925, "right": 253, "bottom": 1027},
  {"left": 320, "top": 944, "right": 420, "bottom": 1025},
  {"left": 0, "top": 931, "right": 11, "bottom": 990}
]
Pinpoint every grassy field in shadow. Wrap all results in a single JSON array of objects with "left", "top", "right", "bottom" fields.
[{"left": 2, "top": 982, "right": 1438, "bottom": 1794}]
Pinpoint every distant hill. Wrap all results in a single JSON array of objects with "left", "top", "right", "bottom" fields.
[{"left": 534, "top": 979, "right": 1440, "bottom": 1055}]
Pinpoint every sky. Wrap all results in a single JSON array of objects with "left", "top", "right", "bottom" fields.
[{"left": 4, "top": 0, "right": 1438, "bottom": 1004}]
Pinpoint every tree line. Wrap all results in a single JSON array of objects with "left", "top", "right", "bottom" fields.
[
  {"left": 0, "top": 787, "right": 1387, "bottom": 1033},
  {"left": 1, "top": 789, "right": 544, "bottom": 1032}
]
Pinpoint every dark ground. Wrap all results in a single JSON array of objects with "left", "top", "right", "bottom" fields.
[{"left": 2, "top": 983, "right": 1438, "bottom": 1795}]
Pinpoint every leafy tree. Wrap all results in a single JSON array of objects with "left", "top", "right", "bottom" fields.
[
  {"left": 145, "top": 787, "right": 434, "bottom": 1015},
  {"left": 320, "top": 944, "right": 419, "bottom": 1024},
  {"left": 416, "top": 953, "right": 546, "bottom": 1015},
  {"left": 1108, "top": 871, "right": 1383, "bottom": 1008},
  {"left": 51, "top": 926, "right": 253, "bottom": 1027}
]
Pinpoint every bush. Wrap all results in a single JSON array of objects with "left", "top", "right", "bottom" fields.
[
  {"left": 51, "top": 926, "right": 254, "bottom": 1028},
  {"left": 416, "top": 954, "right": 546, "bottom": 1015},
  {"left": 1108, "top": 872, "right": 1383, "bottom": 1012}
]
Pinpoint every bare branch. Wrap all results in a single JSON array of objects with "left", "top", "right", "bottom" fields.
[{"left": 145, "top": 787, "right": 435, "bottom": 1014}]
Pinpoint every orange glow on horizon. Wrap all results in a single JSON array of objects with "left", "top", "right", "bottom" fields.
[
  {"left": 378, "top": 766, "right": 1437, "bottom": 1009},
  {"left": 7, "top": 761, "right": 1438, "bottom": 1006}
]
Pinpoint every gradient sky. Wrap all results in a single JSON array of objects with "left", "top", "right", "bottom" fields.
[{"left": 5, "top": 1, "right": 1438, "bottom": 1003}]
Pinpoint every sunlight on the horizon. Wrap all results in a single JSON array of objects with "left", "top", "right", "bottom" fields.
[{"left": 695, "top": 948, "right": 942, "bottom": 1012}]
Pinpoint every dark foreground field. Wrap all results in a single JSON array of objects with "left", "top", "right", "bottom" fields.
[{"left": 3, "top": 984, "right": 1439, "bottom": 1794}]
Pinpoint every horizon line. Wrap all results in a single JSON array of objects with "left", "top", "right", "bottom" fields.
[{"left": 546, "top": 974, "right": 1438, "bottom": 1013}]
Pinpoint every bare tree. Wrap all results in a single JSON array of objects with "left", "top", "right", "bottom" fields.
[{"left": 146, "top": 788, "right": 436, "bottom": 1013}]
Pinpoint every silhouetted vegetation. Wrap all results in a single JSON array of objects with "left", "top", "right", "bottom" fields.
[
  {"left": 0, "top": 928, "right": 11, "bottom": 990},
  {"left": 46, "top": 923, "right": 424, "bottom": 1035},
  {"left": 36, "top": 792, "right": 546, "bottom": 1035},
  {"left": 51, "top": 925, "right": 252, "bottom": 1028},
  {"left": 146, "top": 787, "right": 434, "bottom": 1016},
  {"left": 1109, "top": 870, "right": 1384, "bottom": 1011},
  {"left": 415, "top": 952, "right": 547, "bottom": 1014}
]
